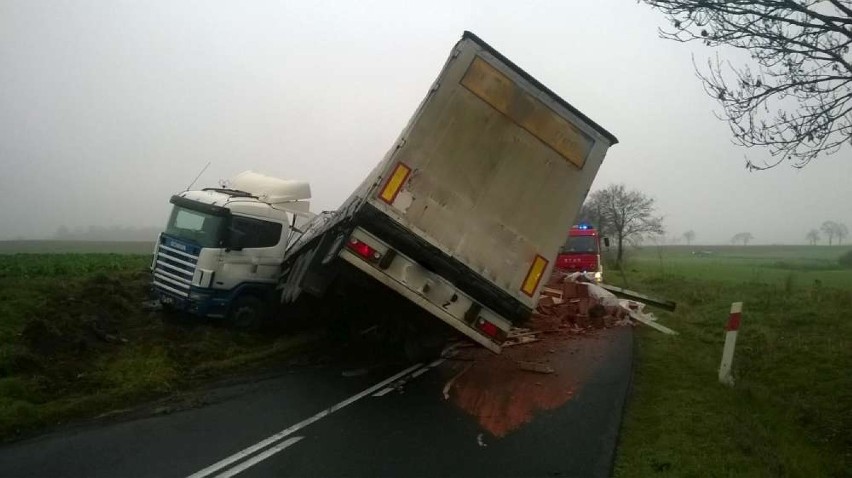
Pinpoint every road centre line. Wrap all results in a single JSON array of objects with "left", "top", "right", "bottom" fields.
[
  {"left": 372, "top": 388, "right": 394, "bottom": 397},
  {"left": 411, "top": 368, "right": 430, "bottom": 378},
  {"left": 187, "top": 363, "right": 424, "bottom": 478},
  {"left": 372, "top": 357, "right": 446, "bottom": 396},
  {"left": 428, "top": 358, "right": 446, "bottom": 368},
  {"left": 212, "top": 437, "right": 304, "bottom": 478}
]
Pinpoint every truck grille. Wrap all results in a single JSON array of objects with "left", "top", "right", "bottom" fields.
[{"left": 152, "top": 236, "right": 199, "bottom": 297}]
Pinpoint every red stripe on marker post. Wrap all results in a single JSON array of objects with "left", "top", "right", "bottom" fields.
[
  {"left": 718, "top": 302, "right": 743, "bottom": 386},
  {"left": 726, "top": 312, "right": 741, "bottom": 331}
]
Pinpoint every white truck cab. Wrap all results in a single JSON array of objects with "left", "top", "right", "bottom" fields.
[{"left": 151, "top": 171, "right": 312, "bottom": 327}]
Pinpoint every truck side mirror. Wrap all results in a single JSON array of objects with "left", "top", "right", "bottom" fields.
[{"left": 603, "top": 237, "right": 610, "bottom": 248}]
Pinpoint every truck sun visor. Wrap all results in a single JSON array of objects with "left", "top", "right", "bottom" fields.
[{"left": 169, "top": 195, "right": 231, "bottom": 217}]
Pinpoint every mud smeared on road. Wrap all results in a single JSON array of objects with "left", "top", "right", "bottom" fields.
[
  {"left": 444, "top": 273, "right": 633, "bottom": 438},
  {"left": 445, "top": 320, "right": 616, "bottom": 437}
]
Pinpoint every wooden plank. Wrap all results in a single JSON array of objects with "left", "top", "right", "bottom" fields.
[
  {"left": 517, "top": 361, "right": 555, "bottom": 374},
  {"left": 600, "top": 284, "right": 677, "bottom": 311},
  {"left": 506, "top": 331, "right": 539, "bottom": 339},
  {"left": 503, "top": 337, "right": 541, "bottom": 348},
  {"left": 628, "top": 310, "right": 678, "bottom": 335}
]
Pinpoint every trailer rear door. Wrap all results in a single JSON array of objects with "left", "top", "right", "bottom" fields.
[{"left": 364, "top": 32, "right": 617, "bottom": 311}]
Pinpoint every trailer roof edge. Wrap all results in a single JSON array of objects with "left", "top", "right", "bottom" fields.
[{"left": 461, "top": 31, "right": 619, "bottom": 146}]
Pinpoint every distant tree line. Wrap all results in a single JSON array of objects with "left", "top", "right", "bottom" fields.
[
  {"left": 731, "top": 232, "right": 754, "bottom": 246},
  {"left": 820, "top": 221, "right": 849, "bottom": 246},
  {"left": 805, "top": 221, "right": 848, "bottom": 246},
  {"left": 55, "top": 225, "right": 161, "bottom": 242}
]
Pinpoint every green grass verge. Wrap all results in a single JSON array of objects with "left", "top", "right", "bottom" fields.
[
  {"left": 0, "top": 253, "right": 321, "bottom": 441},
  {"left": 623, "top": 244, "right": 852, "bottom": 289},
  {"left": 0, "top": 241, "right": 155, "bottom": 255},
  {"left": 612, "top": 247, "right": 852, "bottom": 477}
]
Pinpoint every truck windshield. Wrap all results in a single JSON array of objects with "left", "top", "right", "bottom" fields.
[
  {"left": 164, "top": 206, "right": 227, "bottom": 248},
  {"left": 561, "top": 235, "right": 597, "bottom": 254}
]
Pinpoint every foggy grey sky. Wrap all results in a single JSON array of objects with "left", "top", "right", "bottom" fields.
[{"left": 1, "top": 0, "right": 850, "bottom": 245}]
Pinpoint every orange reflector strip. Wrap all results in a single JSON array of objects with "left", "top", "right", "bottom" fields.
[
  {"left": 521, "top": 255, "right": 548, "bottom": 297},
  {"left": 379, "top": 162, "right": 411, "bottom": 204}
]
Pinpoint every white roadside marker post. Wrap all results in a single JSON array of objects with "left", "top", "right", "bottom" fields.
[{"left": 718, "top": 302, "right": 742, "bottom": 386}]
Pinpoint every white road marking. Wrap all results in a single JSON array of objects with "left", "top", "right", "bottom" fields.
[
  {"left": 372, "top": 358, "right": 446, "bottom": 398},
  {"left": 186, "top": 363, "right": 423, "bottom": 478},
  {"left": 411, "top": 368, "right": 430, "bottom": 378},
  {"left": 428, "top": 358, "right": 446, "bottom": 368},
  {"left": 212, "top": 437, "right": 304, "bottom": 478},
  {"left": 372, "top": 387, "right": 394, "bottom": 397},
  {"left": 443, "top": 362, "right": 474, "bottom": 400}
]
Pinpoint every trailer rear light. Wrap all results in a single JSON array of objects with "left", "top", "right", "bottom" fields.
[
  {"left": 475, "top": 317, "right": 505, "bottom": 341},
  {"left": 521, "top": 254, "right": 548, "bottom": 297},
  {"left": 379, "top": 162, "right": 411, "bottom": 204},
  {"left": 347, "top": 238, "right": 382, "bottom": 262}
]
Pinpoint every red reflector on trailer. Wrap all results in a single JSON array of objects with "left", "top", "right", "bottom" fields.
[
  {"left": 476, "top": 318, "right": 500, "bottom": 338},
  {"left": 346, "top": 238, "right": 381, "bottom": 262}
]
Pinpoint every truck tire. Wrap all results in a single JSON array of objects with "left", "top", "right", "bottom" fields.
[{"left": 229, "top": 295, "right": 266, "bottom": 331}]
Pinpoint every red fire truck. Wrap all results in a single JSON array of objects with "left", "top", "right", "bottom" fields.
[{"left": 555, "top": 223, "right": 607, "bottom": 282}]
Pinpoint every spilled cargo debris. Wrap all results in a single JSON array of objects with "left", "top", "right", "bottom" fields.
[
  {"left": 516, "top": 361, "right": 555, "bottom": 374},
  {"left": 532, "top": 271, "right": 677, "bottom": 335},
  {"left": 440, "top": 271, "right": 674, "bottom": 437}
]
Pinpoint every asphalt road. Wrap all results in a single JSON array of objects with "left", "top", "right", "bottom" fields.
[{"left": 0, "top": 326, "right": 633, "bottom": 478}]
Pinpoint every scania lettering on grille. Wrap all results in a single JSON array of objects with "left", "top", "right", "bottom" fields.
[{"left": 168, "top": 240, "right": 187, "bottom": 251}]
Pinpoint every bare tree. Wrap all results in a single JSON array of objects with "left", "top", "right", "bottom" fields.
[
  {"left": 641, "top": 0, "right": 852, "bottom": 170},
  {"left": 683, "top": 230, "right": 696, "bottom": 245},
  {"left": 583, "top": 184, "right": 665, "bottom": 267},
  {"left": 821, "top": 220, "right": 845, "bottom": 245},
  {"left": 838, "top": 222, "right": 850, "bottom": 245},
  {"left": 731, "top": 232, "right": 755, "bottom": 245},
  {"left": 806, "top": 228, "right": 821, "bottom": 245},
  {"left": 577, "top": 201, "right": 604, "bottom": 231}
]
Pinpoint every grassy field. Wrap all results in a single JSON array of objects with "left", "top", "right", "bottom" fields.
[
  {"left": 0, "top": 241, "right": 154, "bottom": 255},
  {"left": 0, "top": 251, "right": 319, "bottom": 441},
  {"left": 624, "top": 244, "right": 852, "bottom": 289},
  {"left": 612, "top": 245, "right": 852, "bottom": 477}
]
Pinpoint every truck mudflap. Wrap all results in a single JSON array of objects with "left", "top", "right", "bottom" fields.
[{"left": 339, "top": 227, "right": 512, "bottom": 353}]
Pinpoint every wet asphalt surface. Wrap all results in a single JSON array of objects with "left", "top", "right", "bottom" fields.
[{"left": 0, "top": 326, "right": 632, "bottom": 478}]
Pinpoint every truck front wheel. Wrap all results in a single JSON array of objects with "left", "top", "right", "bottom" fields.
[{"left": 229, "top": 295, "right": 266, "bottom": 331}]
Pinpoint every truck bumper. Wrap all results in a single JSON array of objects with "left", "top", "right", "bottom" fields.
[{"left": 152, "top": 286, "right": 229, "bottom": 318}]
